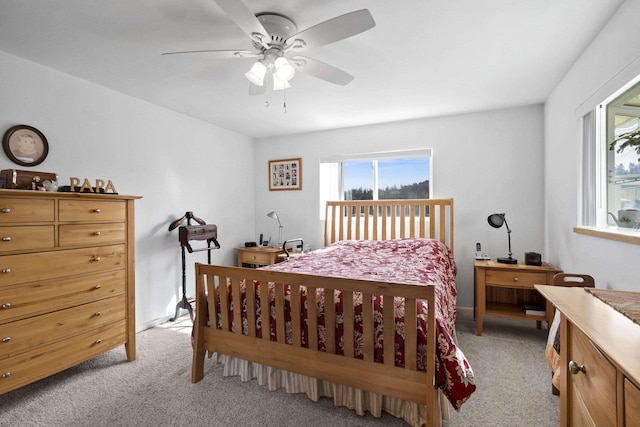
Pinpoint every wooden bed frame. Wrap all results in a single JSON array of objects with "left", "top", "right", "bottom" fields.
[{"left": 192, "top": 199, "right": 454, "bottom": 427}]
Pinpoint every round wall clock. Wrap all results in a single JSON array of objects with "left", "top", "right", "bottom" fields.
[{"left": 2, "top": 124, "right": 49, "bottom": 167}]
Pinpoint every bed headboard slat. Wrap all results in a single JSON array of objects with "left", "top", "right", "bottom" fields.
[{"left": 324, "top": 199, "right": 454, "bottom": 253}]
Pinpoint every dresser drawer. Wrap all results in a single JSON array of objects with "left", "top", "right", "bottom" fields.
[
  {"left": 59, "top": 223, "right": 125, "bottom": 247},
  {"left": 0, "top": 244, "right": 125, "bottom": 286},
  {"left": 485, "top": 270, "right": 548, "bottom": 288},
  {"left": 0, "top": 294, "right": 125, "bottom": 358},
  {"left": 568, "top": 323, "right": 617, "bottom": 427},
  {"left": 59, "top": 200, "right": 125, "bottom": 222},
  {"left": 0, "top": 269, "right": 125, "bottom": 323},
  {"left": 0, "top": 320, "right": 126, "bottom": 394},
  {"left": 0, "top": 198, "right": 54, "bottom": 223},
  {"left": 0, "top": 225, "right": 55, "bottom": 252},
  {"left": 626, "top": 378, "right": 640, "bottom": 426}
]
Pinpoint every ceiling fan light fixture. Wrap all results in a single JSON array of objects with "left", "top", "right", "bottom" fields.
[
  {"left": 245, "top": 61, "right": 267, "bottom": 86},
  {"left": 274, "top": 57, "right": 295, "bottom": 82},
  {"left": 272, "top": 73, "right": 291, "bottom": 91}
]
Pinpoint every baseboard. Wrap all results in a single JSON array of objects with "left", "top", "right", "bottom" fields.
[{"left": 137, "top": 315, "right": 173, "bottom": 333}]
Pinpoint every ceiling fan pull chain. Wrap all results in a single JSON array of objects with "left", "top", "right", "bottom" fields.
[{"left": 283, "top": 91, "right": 287, "bottom": 113}]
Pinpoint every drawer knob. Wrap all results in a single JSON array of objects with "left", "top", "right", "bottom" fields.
[
  {"left": 94, "top": 312, "right": 101, "bottom": 316},
  {"left": 94, "top": 284, "right": 102, "bottom": 289},
  {"left": 1, "top": 303, "right": 10, "bottom": 309},
  {"left": 95, "top": 339, "right": 102, "bottom": 344},
  {"left": 92, "top": 257, "right": 101, "bottom": 262},
  {"left": 94, "top": 231, "right": 101, "bottom": 236},
  {"left": 568, "top": 360, "right": 586, "bottom": 375},
  {"left": 93, "top": 208, "right": 101, "bottom": 213},
  {"left": 1, "top": 337, "right": 10, "bottom": 343},
  {"left": 1, "top": 372, "right": 10, "bottom": 379},
  {"left": 513, "top": 277, "right": 519, "bottom": 282},
  {"left": 2, "top": 269, "right": 11, "bottom": 274},
  {"left": 1, "top": 237, "right": 11, "bottom": 242},
  {"left": 0, "top": 208, "right": 10, "bottom": 214}
]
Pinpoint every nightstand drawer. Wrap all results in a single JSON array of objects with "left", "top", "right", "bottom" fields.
[
  {"left": 244, "top": 252, "right": 273, "bottom": 265},
  {"left": 485, "top": 270, "right": 548, "bottom": 288}
]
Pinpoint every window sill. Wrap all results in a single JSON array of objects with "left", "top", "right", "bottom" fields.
[{"left": 573, "top": 226, "right": 640, "bottom": 245}]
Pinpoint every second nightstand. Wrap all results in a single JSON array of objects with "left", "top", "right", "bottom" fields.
[
  {"left": 235, "top": 246, "right": 285, "bottom": 268},
  {"left": 474, "top": 259, "right": 561, "bottom": 336}
]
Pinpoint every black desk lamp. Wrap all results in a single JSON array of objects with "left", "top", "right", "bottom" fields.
[{"left": 487, "top": 213, "right": 517, "bottom": 264}]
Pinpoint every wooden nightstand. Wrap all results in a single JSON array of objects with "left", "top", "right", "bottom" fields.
[
  {"left": 474, "top": 259, "right": 561, "bottom": 336},
  {"left": 235, "top": 246, "right": 285, "bottom": 267}
]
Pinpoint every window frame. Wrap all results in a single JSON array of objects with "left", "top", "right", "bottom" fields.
[
  {"left": 576, "top": 73, "right": 640, "bottom": 245},
  {"left": 319, "top": 149, "right": 432, "bottom": 219}
]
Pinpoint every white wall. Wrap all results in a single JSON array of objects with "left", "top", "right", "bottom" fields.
[
  {"left": 545, "top": 0, "right": 640, "bottom": 291},
  {"left": 255, "top": 105, "right": 545, "bottom": 308},
  {"left": 0, "top": 52, "right": 255, "bottom": 330}
]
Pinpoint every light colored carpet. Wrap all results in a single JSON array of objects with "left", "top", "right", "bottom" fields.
[{"left": 0, "top": 309, "right": 559, "bottom": 426}]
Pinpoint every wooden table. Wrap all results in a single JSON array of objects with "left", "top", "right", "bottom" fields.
[
  {"left": 474, "top": 259, "right": 561, "bottom": 335},
  {"left": 535, "top": 285, "right": 640, "bottom": 426},
  {"left": 235, "top": 246, "right": 285, "bottom": 267}
]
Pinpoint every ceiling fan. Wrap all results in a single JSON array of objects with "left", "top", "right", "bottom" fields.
[{"left": 162, "top": 0, "right": 376, "bottom": 95}]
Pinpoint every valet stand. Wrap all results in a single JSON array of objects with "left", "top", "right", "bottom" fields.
[{"left": 168, "top": 211, "right": 220, "bottom": 322}]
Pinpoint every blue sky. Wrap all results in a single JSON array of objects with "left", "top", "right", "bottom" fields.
[{"left": 344, "top": 157, "right": 430, "bottom": 190}]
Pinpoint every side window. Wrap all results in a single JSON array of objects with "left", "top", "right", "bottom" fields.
[
  {"left": 581, "top": 77, "right": 640, "bottom": 231},
  {"left": 607, "top": 80, "right": 640, "bottom": 226}
]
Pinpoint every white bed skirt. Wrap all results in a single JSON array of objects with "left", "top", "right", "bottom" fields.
[{"left": 211, "top": 353, "right": 449, "bottom": 427}]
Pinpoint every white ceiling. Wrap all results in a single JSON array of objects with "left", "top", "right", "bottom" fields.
[{"left": 0, "top": 0, "right": 625, "bottom": 138}]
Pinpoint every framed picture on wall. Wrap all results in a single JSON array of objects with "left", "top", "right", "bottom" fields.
[
  {"left": 2, "top": 124, "right": 49, "bottom": 167},
  {"left": 269, "top": 158, "right": 302, "bottom": 191}
]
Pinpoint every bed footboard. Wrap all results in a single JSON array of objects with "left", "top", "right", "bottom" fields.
[{"left": 192, "top": 264, "right": 438, "bottom": 426}]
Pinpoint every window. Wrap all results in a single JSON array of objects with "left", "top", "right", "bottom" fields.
[
  {"left": 607, "top": 81, "right": 640, "bottom": 219},
  {"left": 319, "top": 150, "right": 431, "bottom": 217},
  {"left": 580, "top": 76, "right": 640, "bottom": 235}
]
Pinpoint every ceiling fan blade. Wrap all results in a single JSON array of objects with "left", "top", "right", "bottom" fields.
[
  {"left": 291, "top": 56, "right": 354, "bottom": 86},
  {"left": 214, "top": 0, "right": 269, "bottom": 46},
  {"left": 286, "top": 9, "right": 375, "bottom": 51},
  {"left": 161, "top": 50, "right": 260, "bottom": 59}
]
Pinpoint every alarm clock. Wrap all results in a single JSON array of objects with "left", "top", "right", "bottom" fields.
[{"left": 524, "top": 252, "right": 542, "bottom": 266}]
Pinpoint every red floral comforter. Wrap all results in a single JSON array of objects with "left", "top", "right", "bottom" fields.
[{"left": 261, "top": 238, "right": 476, "bottom": 410}]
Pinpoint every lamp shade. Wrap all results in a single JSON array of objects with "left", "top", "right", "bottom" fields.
[
  {"left": 245, "top": 61, "right": 267, "bottom": 86},
  {"left": 273, "top": 73, "right": 291, "bottom": 91},
  {"left": 267, "top": 210, "right": 281, "bottom": 226},
  {"left": 274, "top": 57, "right": 295, "bottom": 82},
  {"left": 487, "top": 212, "right": 517, "bottom": 264},
  {"left": 487, "top": 213, "right": 505, "bottom": 228}
]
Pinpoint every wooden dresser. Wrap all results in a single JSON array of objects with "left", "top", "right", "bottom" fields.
[
  {"left": 0, "top": 190, "right": 139, "bottom": 395},
  {"left": 535, "top": 285, "right": 640, "bottom": 426}
]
